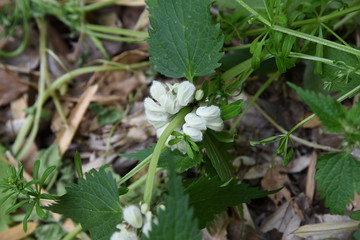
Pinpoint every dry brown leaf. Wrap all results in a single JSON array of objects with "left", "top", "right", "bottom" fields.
[
  {"left": 300, "top": 114, "right": 321, "bottom": 128},
  {"left": 244, "top": 163, "right": 269, "bottom": 179},
  {"left": 0, "top": 69, "right": 27, "bottom": 106},
  {"left": 261, "top": 166, "right": 292, "bottom": 206},
  {"left": 261, "top": 202, "right": 302, "bottom": 240},
  {"left": 0, "top": 222, "right": 38, "bottom": 240},
  {"left": 55, "top": 85, "right": 98, "bottom": 155},
  {"left": 305, "top": 151, "right": 317, "bottom": 204},
  {"left": 293, "top": 220, "right": 359, "bottom": 239},
  {"left": 283, "top": 155, "right": 311, "bottom": 173}
]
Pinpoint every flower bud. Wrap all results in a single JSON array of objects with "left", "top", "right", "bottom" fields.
[
  {"left": 123, "top": 205, "right": 143, "bottom": 229},
  {"left": 177, "top": 81, "right": 195, "bottom": 106},
  {"left": 183, "top": 123, "right": 203, "bottom": 142},
  {"left": 140, "top": 203, "right": 149, "bottom": 214},
  {"left": 195, "top": 90, "right": 204, "bottom": 101},
  {"left": 150, "top": 81, "right": 167, "bottom": 102},
  {"left": 184, "top": 113, "right": 206, "bottom": 130}
]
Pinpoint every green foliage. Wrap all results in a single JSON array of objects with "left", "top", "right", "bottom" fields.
[
  {"left": 291, "top": 84, "right": 360, "bottom": 146},
  {"left": 89, "top": 103, "right": 123, "bottom": 126},
  {"left": 221, "top": 99, "right": 244, "bottom": 120},
  {"left": 48, "top": 168, "right": 122, "bottom": 240},
  {"left": 185, "top": 176, "right": 276, "bottom": 228},
  {"left": 120, "top": 145, "right": 202, "bottom": 172},
  {"left": 143, "top": 164, "right": 201, "bottom": 240},
  {"left": 203, "top": 130, "right": 233, "bottom": 181},
  {"left": 147, "top": 0, "right": 224, "bottom": 81},
  {"left": 34, "top": 223, "right": 66, "bottom": 240},
  {"left": 350, "top": 210, "right": 360, "bottom": 221},
  {"left": 0, "top": 147, "right": 12, "bottom": 231},
  {"left": 316, "top": 152, "right": 360, "bottom": 214},
  {"left": 0, "top": 160, "right": 57, "bottom": 232}
]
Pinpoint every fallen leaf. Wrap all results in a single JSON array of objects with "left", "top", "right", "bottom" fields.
[
  {"left": 261, "top": 202, "right": 302, "bottom": 240},
  {"left": 0, "top": 222, "right": 38, "bottom": 240},
  {"left": 0, "top": 69, "right": 27, "bottom": 106},
  {"left": 55, "top": 85, "right": 98, "bottom": 155},
  {"left": 283, "top": 155, "right": 311, "bottom": 173},
  {"left": 244, "top": 163, "right": 269, "bottom": 179},
  {"left": 300, "top": 114, "right": 321, "bottom": 128},
  {"left": 305, "top": 152, "right": 317, "bottom": 204}
]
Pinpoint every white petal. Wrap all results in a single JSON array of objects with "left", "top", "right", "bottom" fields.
[
  {"left": 142, "top": 211, "right": 153, "bottom": 237},
  {"left": 111, "top": 230, "right": 139, "bottom": 240},
  {"left": 206, "top": 117, "right": 224, "bottom": 131},
  {"left": 183, "top": 123, "right": 203, "bottom": 142},
  {"left": 160, "top": 93, "right": 182, "bottom": 114},
  {"left": 196, "top": 105, "right": 221, "bottom": 119},
  {"left": 150, "top": 81, "right": 167, "bottom": 102},
  {"left": 123, "top": 205, "right": 143, "bottom": 229},
  {"left": 144, "top": 98, "right": 166, "bottom": 114},
  {"left": 177, "top": 81, "right": 195, "bottom": 106},
  {"left": 145, "top": 110, "right": 168, "bottom": 129},
  {"left": 185, "top": 113, "right": 206, "bottom": 130}
]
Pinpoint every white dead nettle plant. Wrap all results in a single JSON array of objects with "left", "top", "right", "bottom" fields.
[{"left": 144, "top": 80, "right": 224, "bottom": 151}]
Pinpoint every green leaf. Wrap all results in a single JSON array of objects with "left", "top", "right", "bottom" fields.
[
  {"left": 289, "top": 83, "right": 346, "bottom": 132},
  {"left": 147, "top": 0, "right": 224, "bottom": 81},
  {"left": 0, "top": 147, "right": 13, "bottom": 231},
  {"left": 203, "top": 130, "right": 233, "bottom": 181},
  {"left": 89, "top": 103, "right": 123, "bottom": 126},
  {"left": 120, "top": 145, "right": 202, "bottom": 173},
  {"left": 74, "top": 151, "right": 83, "bottom": 178},
  {"left": 350, "top": 210, "right": 360, "bottom": 221},
  {"left": 48, "top": 168, "right": 122, "bottom": 240},
  {"left": 221, "top": 99, "right": 244, "bottom": 120},
  {"left": 316, "top": 152, "right": 360, "bottom": 214},
  {"left": 143, "top": 164, "right": 201, "bottom": 240},
  {"left": 34, "top": 223, "right": 66, "bottom": 240},
  {"left": 185, "top": 177, "right": 276, "bottom": 228}
]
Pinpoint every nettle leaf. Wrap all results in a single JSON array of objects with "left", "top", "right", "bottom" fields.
[
  {"left": 143, "top": 164, "right": 201, "bottom": 240},
  {"left": 185, "top": 177, "right": 275, "bottom": 228},
  {"left": 147, "top": 0, "right": 224, "bottom": 81},
  {"left": 316, "top": 152, "right": 360, "bottom": 214},
  {"left": 48, "top": 168, "right": 122, "bottom": 240},
  {"left": 120, "top": 145, "right": 202, "bottom": 172},
  {"left": 290, "top": 83, "right": 346, "bottom": 132},
  {"left": 203, "top": 130, "right": 233, "bottom": 181}
]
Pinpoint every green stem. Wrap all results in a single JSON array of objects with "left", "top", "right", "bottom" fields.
[
  {"left": 83, "top": 0, "right": 120, "bottom": 12},
  {"left": 143, "top": 107, "right": 191, "bottom": 204},
  {"left": 12, "top": 62, "right": 150, "bottom": 156},
  {"left": 90, "top": 31, "right": 145, "bottom": 43},
  {"left": 87, "top": 24, "right": 148, "bottom": 38},
  {"left": 0, "top": 3, "right": 29, "bottom": 57},
  {"left": 286, "top": 83, "right": 360, "bottom": 136},
  {"left": 229, "top": 72, "right": 280, "bottom": 134},
  {"left": 234, "top": 0, "right": 271, "bottom": 27},
  {"left": 62, "top": 224, "right": 82, "bottom": 240},
  {"left": 17, "top": 18, "right": 47, "bottom": 160}
]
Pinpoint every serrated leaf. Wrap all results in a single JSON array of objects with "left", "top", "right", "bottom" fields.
[
  {"left": 120, "top": 145, "right": 202, "bottom": 173},
  {"left": 316, "top": 152, "right": 360, "bottom": 214},
  {"left": 147, "top": 0, "right": 224, "bottom": 81},
  {"left": 143, "top": 164, "right": 201, "bottom": 240},
  {"left": 48, "top": 168, "right": 122, "bottom": 240},
  {"left": 185, "top": 177, "right": 276, "bottom": 228},
  {"left": 290, "top": 83, "right": 346, "bottom": 132},
  {"left": 203, "top": 130, "right": 233, "bottom": 181}
]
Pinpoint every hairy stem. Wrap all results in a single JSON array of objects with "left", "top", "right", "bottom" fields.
[{"left": 143, "top": 107, "right": 191, "bottom": 204}]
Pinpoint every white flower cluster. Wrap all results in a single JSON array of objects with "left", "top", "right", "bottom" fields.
[
  {"left": 111, "top": 204, "right": 155, "bottom": 240},
  {"left": 144, "top": 81, "right": 224, "bottom": 151}
]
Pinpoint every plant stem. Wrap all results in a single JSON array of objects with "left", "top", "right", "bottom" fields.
[
  {"left": 62, "top": 224, "right": 82, "bottom": 240},
  {"left": 12, "top": 62, "right": 150, "bottom": 157},
  {"left": 17, "top": 18, "right": 47, "bottom": 160},
  {"left": 229, "top": 71, "right": 280, "bottom": 134},
  {"left": 83, "top": 0, "right": 120, "bottom": 12},
  {"left": 252, "top": 102, "right": 341, "bottom": 152},
  {"left": 0, "top": 2, "right": 29, "bottom": 57},
  {"left": 87, "top": 24, "right": 148, "bottom": 38},
  {"left": 143, "top": 107, "right": 191, "bottom": 204}
]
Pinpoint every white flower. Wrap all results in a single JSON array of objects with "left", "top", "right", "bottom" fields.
[
  {"left": 183, "top": 123, "right": 203, "bottom": 142},
  {"left": 206, "top": 117, "right": 224, "bottom": 131},
  {"left": 142, "top": 211, "right": 153, "bottom": 237},
  {"left": 195, "top": 90, "right": 204, "bottom": 101},
  {"left": 150, "top": 81, "right": 167, "bottom": 102},
  {"left": 177, "top": 81, "right": 195, "bottom": 106},
  {"left": 196, "top": 106, "right": 221, "bottom": 120},
  {"left": 184, "top": 113, "right": 206, "bottom": 130},
  {"left": 111, "top": 230, "right": 138, "bottom": 240},
  {"left": 159, "top": 92, "right": 182, "bottom": 114},
  {"left": 123, "top": 205, "right": 143, "bottom": 229},
  {"left": 144, "top": 98, "right": 166, "bottom": 114},
  {"left": 145, "top": 111, "right": 168, "bottom": 129},
  {"left": 156, "top": 123, "right": 169, "bottom": 138}
]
